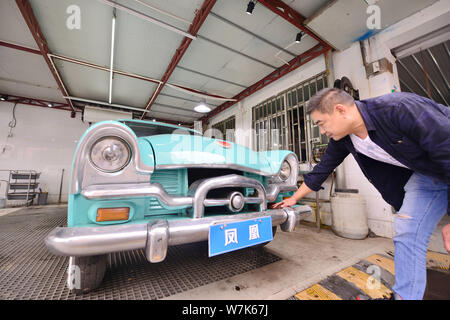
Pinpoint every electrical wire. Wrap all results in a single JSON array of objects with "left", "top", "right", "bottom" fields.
[
  {"left": 8, "top": 103, "right": 17, "bottom": 137},
  {"left": 1, "top": 103, "right": 17, "bottom": 154}
]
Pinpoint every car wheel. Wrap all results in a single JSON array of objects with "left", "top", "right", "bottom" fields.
[{"left": 67, "top": 255, "right": 108, "bottom": 295}]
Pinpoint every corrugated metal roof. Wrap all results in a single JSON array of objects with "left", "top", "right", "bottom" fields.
[{"left": 0, "top": 0, "right": 445, "bottom": 125}]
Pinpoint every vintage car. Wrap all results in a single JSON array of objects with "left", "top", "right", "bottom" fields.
[{"left": 45, "top": 119, "right": 312, "bottom": 294}]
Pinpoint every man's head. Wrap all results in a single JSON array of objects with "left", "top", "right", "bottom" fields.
[{"left": 307, "top": 88, "right": 359, "bottom": 141}]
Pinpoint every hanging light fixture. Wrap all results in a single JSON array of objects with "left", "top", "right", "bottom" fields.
[
  {"left": 246, "top": 1, "right": 255, "bottom": 15},
  {"left": 295, "top": 32, "right": 303, "bottom": 43},
  {"left": 194, "top": 100, "right": 211, "bottom": 113}
]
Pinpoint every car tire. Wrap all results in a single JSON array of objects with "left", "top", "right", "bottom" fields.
[{"left": 68, "top": 255, "right": 108, "bottom": 295}]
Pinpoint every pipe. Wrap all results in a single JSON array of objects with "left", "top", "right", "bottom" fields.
[
  {"left": 58, "top": 169, "right": 64, "bottom": 204},
  {"left": 134, "top": 0, "right": 191, "bottom": 25},
  {"left": 108, "top": 11, "right": 116, "bottom": 104},
  {"left": 97, "top": 0, "right": 196, "bottom": 40}
]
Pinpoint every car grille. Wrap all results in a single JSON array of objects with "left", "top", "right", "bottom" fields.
[
  {"left": 146, "top": 169, "right": 187, "bottom": 216},
  {"left": 146, "top": 168, "right": 267, "bottom": 216}
]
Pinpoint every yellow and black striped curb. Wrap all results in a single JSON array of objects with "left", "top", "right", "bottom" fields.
[{"left": 293, "top": 251, "right": 449, "bottom": 300}]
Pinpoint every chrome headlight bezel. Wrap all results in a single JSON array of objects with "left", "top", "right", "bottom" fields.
[
  {"left": 279, "top": 160, "right": 291, "bottom": 181},
  {"left": 267, "top": 153, "right": 299, "bottom": 186},
  {"left": 89, "top": 136, "right": 131, "bottom": 173}
]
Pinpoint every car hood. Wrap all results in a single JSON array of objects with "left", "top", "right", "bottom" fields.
[{"left": 140, "top": 134, "right": 291, "bottom": 176}]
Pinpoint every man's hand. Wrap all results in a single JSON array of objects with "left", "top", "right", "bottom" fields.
[
  {"left": 271, "top": 197, "right": 297, "bottom": 209},
  {"left": 442, "top": 223, "right": 450, "bottom": 254},
  {"left": 270, "top": 182, "right": 314, "bottom": 209}
]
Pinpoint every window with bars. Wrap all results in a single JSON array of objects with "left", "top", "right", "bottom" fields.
[
  {"left": 252, "top": 72, "right": 329, "bottom": 163},
  {"left": 211, "top": 116, "right": 236, "bottom": 142}
]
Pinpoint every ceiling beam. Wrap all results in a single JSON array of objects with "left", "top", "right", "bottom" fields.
[
  {"left": 202, "top": 43, "right": 330, "bottom": 122},
  {"left": 15, "top": 0, "right": 76, "bottom": 113},
  {"left": 0, "top": 40, "right": 41, "bottom": 55},
  {"left": 0, "top": 93, "right": 77, "bottom": 114},
  {"left": 139, "top": 0, "right": 217, "bottom": 119},
  {"left": 257, "top": 0, "right": 331, "bottom": 50}
]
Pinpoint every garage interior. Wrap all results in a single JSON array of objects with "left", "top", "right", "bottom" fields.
[{"left": 0, "top": 0, "right": 449, "bottom": 301}]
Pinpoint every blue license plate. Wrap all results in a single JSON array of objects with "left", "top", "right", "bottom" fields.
[{"left": 208, "top": 216, "right": 273, "bottom": 257}]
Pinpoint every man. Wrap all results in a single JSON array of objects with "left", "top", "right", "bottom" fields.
[{"left": 272, "top": 88, "right": 449, "bottom": 300}]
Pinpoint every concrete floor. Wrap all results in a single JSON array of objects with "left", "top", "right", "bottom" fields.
[
  {"left": 0, "top": 205, "right": 448, "bottom": 300},
  {"left": 164, "top": 222, "right": 395, "bottom": 300}
]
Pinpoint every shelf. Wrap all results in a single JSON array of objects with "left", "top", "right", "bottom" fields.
[
  {"left": 11, "top": 173, "right": 40, "bottom": 180},
  {"left": 7, "top": 193, "right": 37, "bottom": 200},
  {"left": 9, "top": 183, "right": 39, "bottom": 190}
]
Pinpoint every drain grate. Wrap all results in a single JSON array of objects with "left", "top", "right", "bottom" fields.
[{"left": 0, "top": 207, "right": 281, "bottom": 300}]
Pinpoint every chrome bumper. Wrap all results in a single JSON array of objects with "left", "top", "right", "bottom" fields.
[{"left": 45, "top": 205, "right": 312, "bottom": 263}]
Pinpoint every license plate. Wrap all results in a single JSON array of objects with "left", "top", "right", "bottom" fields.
[{"left": 208, "top": 216, "right": 273, "bottom": 257}]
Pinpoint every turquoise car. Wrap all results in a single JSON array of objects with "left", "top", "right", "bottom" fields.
[{"left": 45, "top": 120, "right": 312, "bottom": 294}]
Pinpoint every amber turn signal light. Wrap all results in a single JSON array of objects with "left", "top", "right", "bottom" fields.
[{"left": 96, "top": 207, "right": 130, "bottom": 222}]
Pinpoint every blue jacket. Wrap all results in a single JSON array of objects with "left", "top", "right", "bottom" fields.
[{"left": 303, "top": 92, "right": 450, "bottom": 213}]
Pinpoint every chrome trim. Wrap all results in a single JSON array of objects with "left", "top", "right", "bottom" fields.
[
  {"left": 266, "top": 184, "right": 298, "bottom": 202},
  {"left": 228, "top": 191, "right": 245, "bottom": 212},
  {"left": 267, "top": 153, "right": 299, "bottom": 187},
  {"left": 146, "top": 220, "right": 169, "bottom": 263},
  {"left": 45, "top": 205, "right": 312, "bottom": 259},
  {"left": 81, "top": 182, "right": 193, "bottom": 208},
  {"left": 71, "top": 122, "right": 154, "bottom": 195},
  {"left": 265, "top": 153, "right": 299, "bottom": 202},
  {"left": 280, "top": 207, "right": 301, "bottom": 232},
  {"left": 189, "top": 174, "right": 267, "bottom": 219},
  {"left": 88, "top": 136, "right": 132, "bottom": 173},
  {"left": 203, "top": 197, "right": 263, "bottom": 207}
]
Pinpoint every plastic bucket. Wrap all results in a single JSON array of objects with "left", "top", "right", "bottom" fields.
[
  {"left": 331, "top": 192, "right": 368, "bottom": 239},
  {"left": 38, "top": 192, "right": 48, "bottom": 205}
]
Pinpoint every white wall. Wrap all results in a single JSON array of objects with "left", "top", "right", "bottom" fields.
[{"left": 0, "top": 101, "right": 89, "bottom": 204}]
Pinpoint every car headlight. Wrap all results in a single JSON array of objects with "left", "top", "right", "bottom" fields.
[
  {"left": 279, "top": 160, "right": 291, "bottom": 181},
  {"left": 90, "top": 137, "right": 131, "bottom": 172}
]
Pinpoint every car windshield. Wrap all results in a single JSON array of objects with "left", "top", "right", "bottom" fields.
[{"left": 120, "top": 121, "right": 201, "bottom": 138}]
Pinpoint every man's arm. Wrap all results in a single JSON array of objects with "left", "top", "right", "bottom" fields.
[{"left": 272, "top": 138, "right": 350, "bottom": 208}]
